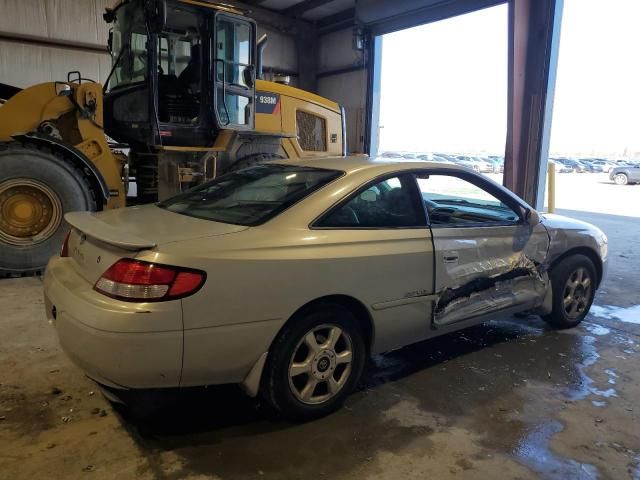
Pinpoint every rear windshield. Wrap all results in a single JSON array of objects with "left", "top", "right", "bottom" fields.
[{"left": 158, "top": 164, "right": 343, "bottom": 226}]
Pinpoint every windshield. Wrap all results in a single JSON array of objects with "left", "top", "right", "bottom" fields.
[
  {"left": 108, "top": 1, "right": 148, "bottom": 90},
  {"left": 158, "top": 164, "right": 343, "bottom": 226}
]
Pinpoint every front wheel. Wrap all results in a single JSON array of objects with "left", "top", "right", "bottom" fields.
[
  {"left": 613, "top": 173, "right": 629, "bottom": 185},
  {"left": 261, "top": 303, "right": 366, "bottom": 421},
  {"left": 543, "top": 254, "right": 597, "bottom": 329}
]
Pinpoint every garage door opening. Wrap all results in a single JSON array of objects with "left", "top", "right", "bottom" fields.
[
  {"left": 544, "top": 0, "right": 640, "bottom": 218},
  {"left": 370, "top": 3, "right": 508, "bottom": 181}
]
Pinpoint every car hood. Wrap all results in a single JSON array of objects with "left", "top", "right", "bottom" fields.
[{"left": 66, "top": 204, "right": 248, "bottom": 249}]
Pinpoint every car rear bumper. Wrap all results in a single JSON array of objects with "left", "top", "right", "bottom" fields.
[{"left": 43, "top": 256, "right": 183, "bottom": 389}]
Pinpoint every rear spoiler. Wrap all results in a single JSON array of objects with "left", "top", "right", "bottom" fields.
[
  {"left": 0, "top": 82, "right": 22, "bottom": 103},
  {"left": 65, "top": 212, "right": 157, "bottom": 250}
]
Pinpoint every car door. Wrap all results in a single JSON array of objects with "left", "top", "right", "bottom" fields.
[
  {"left": 313, "top": 173, "right": 435, "bottom": 353},
  {"left": 414, "top": 170, "right": 549, "bottom": 327}
]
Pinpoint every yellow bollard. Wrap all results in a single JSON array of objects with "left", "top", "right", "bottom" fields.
[{"left": 547, "top": 162, "right": 556, "bottom": 213}]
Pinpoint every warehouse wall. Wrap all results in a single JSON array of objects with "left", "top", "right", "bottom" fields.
[
  {"left": 0, "top": 0, "right": 111, "bottom": 87},
  {"left": 0, "top": 41, "right": 111, "bottom": 88},
  {"left": 316, "top": 27, "right": 368, "bottom": 153},
  {"left": 0, "top": 0, "right": 299, "bottom": 88}
]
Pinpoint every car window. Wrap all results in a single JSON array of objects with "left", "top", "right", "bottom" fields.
[
  {"left": 318, "top": 175, "right": 425, "bottom": 228},
  {"left": 416, "top": 173, "right": 520, "bottom": 226},
  {"left": 158, "top": 164, "right": 342, "bottom": 226}
]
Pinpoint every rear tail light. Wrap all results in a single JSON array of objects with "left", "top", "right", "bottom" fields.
[
  {"left": 60, "top": 230, "right": 71, "bottom": 257},
  {"left": 94, "top": 259, "right": 206, "bottom": 302}
]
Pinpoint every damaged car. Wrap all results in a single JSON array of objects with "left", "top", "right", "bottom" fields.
[{"left": 43, "top": 157, "right": 608, "bottom": 420}]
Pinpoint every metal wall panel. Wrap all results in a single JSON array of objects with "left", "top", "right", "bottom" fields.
[
  {"left": 0, "top": 0, "right": 111, "bottom": 46},
  {"left": 258, "top": 26, "right": 298, "bottom": 73},
  {"left": 0, "top": 40, "right": 110, "bottom": 87},
  {"left": 316, "top": 27, "right": 367, "bottom": 152},
  {"left": 317, "top": 27, "right": 361, "bottom": 71}
]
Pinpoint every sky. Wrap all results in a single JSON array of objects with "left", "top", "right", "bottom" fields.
[{"left": 378, "top": 0, "right": 640, "bottom": 158}]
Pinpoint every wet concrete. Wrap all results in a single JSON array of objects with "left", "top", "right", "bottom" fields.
[{"left": 1, "top": 207, "right": 639, "bottom": 479}]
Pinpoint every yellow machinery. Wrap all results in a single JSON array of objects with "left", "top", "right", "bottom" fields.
[{"left": 0, "top": 0, "right": 345, "bottom": 275}]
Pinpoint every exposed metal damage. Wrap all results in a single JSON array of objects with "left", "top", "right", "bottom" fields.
[{"left": 434, "top": 256, "right": 549, "bottom": 326}]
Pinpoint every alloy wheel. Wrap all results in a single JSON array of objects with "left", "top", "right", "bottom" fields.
[
  {"left": 562, "top": 267, "right": 592, "bottom": 319},
  {"left": 614, "top": 174, "right": 628, "bottom": 185},
  {"left": 288, "top": 324, "right": 353, "bottom": 405}
]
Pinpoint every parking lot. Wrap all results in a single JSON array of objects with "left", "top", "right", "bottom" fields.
[{"left": 483, "top": 171, "right": 640, "bottom": 218}]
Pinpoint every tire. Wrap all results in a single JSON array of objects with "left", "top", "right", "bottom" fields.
[
  {"left": 261, "top": 302, "right": 366, "bottom": 421},
  {"left": 543, "top": 254, "right": 597, "bottom": 329},
  {"left": 230, "top": 153, "right": 285, "bottom": 172},
  {"left": 0, "top": 143, "right": 96, "bottom": 275},
  {"left": 613, "top": 173, "right": 628, "bottom": 185}
]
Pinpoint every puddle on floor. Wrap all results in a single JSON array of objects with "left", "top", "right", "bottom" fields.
[
  {"left": 590, "top": 304, "right": 640, "bottom": 325},
  {"left": 514, "top": 421, "right": 598, "bottom": 480},
  {"left": 584, "top": 323, "right": 611, "bottom": 336},
  {"left": 566, "top": 335, "right": 618, "bottom": 401}
]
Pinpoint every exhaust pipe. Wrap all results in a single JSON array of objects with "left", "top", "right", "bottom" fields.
[{"left": 257, "top": 34, "right": 267, "bottom": 80}]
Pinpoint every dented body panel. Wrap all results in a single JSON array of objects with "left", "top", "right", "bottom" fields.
[
  {"left": 430, "top": 222, "right": 550, "bottom": 326},
  {"left": 540, "top": 214, "right": 609, "bottom": 282}
]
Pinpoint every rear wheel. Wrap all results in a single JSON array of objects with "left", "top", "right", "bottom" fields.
[
  {"left": 262, "top": 302, "right": 366, "bottom": 421},
  {"left": 613, "top": 173, "right": 629, "bottom": 185},
  {"left": 543, "top": 254, "right": 597, "bottom": 329},
  {"left": 0, "top": 144, "right": 96, "bottom": 275}
]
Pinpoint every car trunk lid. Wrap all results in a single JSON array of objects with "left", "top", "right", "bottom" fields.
[{"left": 63, "top": 205, "right": 247, "bottom": 284}]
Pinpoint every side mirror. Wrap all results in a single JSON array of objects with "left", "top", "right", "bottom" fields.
[
  {"left": 523, "top": 207, "right": 540, "bottom": 226},
  {"left": 242, "top": 66, "right": 254, "bottom": 88}
]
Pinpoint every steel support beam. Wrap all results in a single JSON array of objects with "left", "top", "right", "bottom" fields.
[
  {"left": 504, "top": 0, "right": 563, "bottom": 207},
  {"left": 284, "top": 0, "right": 335, "bottom": 17},
  {"left": 295, "top": 20, "right": 319, "bottom": 92}
]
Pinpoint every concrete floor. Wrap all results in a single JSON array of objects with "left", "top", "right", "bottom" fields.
[{"left": 1, "top": 207, "right": 639, "bottom": 480}]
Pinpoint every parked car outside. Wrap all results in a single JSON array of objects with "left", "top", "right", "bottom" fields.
[
  {"left": 453, "top": 155, "right": 481, "bottom": 172},
  {"left": 44, "top": 157, "right": 608, "bottom": 420},
  {"left": 589, "top": 159, "right": 616, "bottom": 173},
  {"left": 609, "top": 165, "right": 640, "bottom": 185},
  {"left": 470, "top": 156, "right": 495, "bottom": 173},
  {"left": 380, "top": 151, "right": 403, "bottom": 158},
  {"left": 549, "top": 160, "right": 570, "bottom": 174},
  {"left": 615, "top": 160, "right": 634, "bottom": 166},
  {"left": 549, "top": 160, "right": 571, "bottom": 173},
  {"left": 554, "top": 158, "right": 586, "bottom": 173},
  {"left": 577, "top": 160, "right": 604, "bottom": 173},
  {"left": 487, "top": 156, "right": 505, "bottom": 173}
]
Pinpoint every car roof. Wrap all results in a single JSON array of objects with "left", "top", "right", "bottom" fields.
[{"left": 277, "top": 155, "right": 468, "bottom": 175}]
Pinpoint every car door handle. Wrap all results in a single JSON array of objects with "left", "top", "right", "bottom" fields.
[{"left": 443, "top": 254, "right": 459, "bottom": 263}]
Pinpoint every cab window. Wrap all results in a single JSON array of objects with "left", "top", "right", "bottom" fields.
[{"left": 215, "top": 16, "right": 253, "bottom": 127}]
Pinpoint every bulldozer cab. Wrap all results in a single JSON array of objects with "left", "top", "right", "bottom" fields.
[{"left": 104, "top": 0, "right": 256, "bottom": 148}]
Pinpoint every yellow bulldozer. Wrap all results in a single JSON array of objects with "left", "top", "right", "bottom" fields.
[{"left": 0, "top": 0, "right": 345, "bottom": 275}]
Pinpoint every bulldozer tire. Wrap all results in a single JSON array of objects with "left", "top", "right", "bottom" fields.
[
  {"left": 230, "top": 153, "right": 286, "bottom": 172},
  {"left": 0, "top": 143, "right": 96, "bottom": 276}
]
